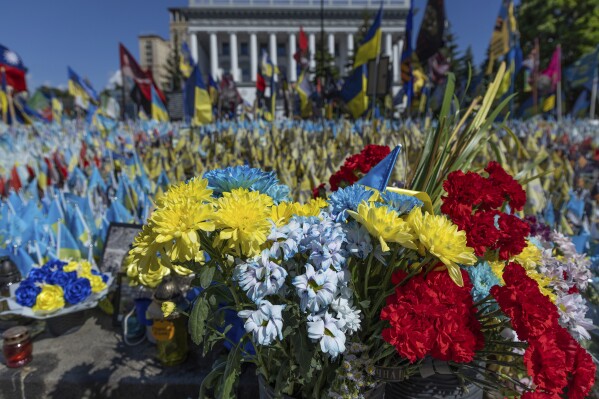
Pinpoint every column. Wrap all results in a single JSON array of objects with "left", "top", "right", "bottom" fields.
[
  {"left": 309, "top": 33, "right": 316, "bottom": 70},
  {"left": 210, "top": 33, "right": 219, "bottom": 79},
  {"left": 346, "top": 33, "right": 354, "bottom": 57},
  {"left": 250, "top": 32, "right": 258, "bottom": 82},
  {"left": 269, "top": 33, "right": 278, "bottom": 66},
  {"left": 190, "top": 32, "right": 198, "bottom": 64},
  {"left": 393, "top": 44, "right": 400, "bottom": 83},
  {"left": 230, "top": 32, "right": 239, "bottom": 81},
  {"left": 386, "top": 33, "right": 393, "bottom": 57},
  {"left": 328, "top": 33, "right": 335, "bottom": 57},
  {"left": 289, "top": 33, "right": 297, "bottom": 81}
]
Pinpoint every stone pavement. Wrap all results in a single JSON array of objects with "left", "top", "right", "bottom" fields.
[{"left": 0, "top": 309, "right": 259, "bottom": 399}]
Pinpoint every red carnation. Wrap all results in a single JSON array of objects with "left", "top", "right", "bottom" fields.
[
  {"left": 494, "top": 214, "right": 530, "bottom": 260},
  {"left": 466, "top": 210, "right": 501, "bottom": 256},
  {"left": 490, "top": 263, "right": 560, "bottom": 341},
  {"left": 520, "top": 392, "right": 561, "bottom": 399},
  {"left": 485, "top": 161, "right": 527, "bottom": 211},
  {"left": 442, "top": 170, "right": 488, "bottom": 207},
  {"left": 381, "top": 269, "right": 483, "bottom": 363},
  {"left": 523, "top": 335, "right": 568, "bottom": 394}
]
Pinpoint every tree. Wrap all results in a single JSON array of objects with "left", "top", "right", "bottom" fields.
[
  {"left": 163, "top": 32, "right": 184, "bottom": 92},
  {"left": 442, "top": 23, "right": 460, "bottom": 76},
  {"left": 456, "top": 46, "right": 476, "bottom": 85},
  {"left": 518, "top": 0, "right": 599, "bottom": 68},
  {"left": 313, "top": 37, "right": 340, "bottom": 82}
]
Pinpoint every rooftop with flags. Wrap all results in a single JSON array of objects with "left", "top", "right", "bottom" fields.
[{"left": 0, "top": 1, "right": 599, "bottom": 398}]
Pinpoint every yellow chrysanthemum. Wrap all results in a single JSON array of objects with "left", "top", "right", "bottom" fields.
[
  {"left": 151, "top": 200, "right": 215, "bottom": 262},
  {"left": 214, "top": 188, "right": 273, "bottom": 257},
  {"left": 33, "top": 284, "right": 65, "bottom": 312},
  {"left": 137, "top": 264, "right": 171, "bottom": 288},
  {"left": 296, "top": 197, "right": 329, "bottom": 217},
  {"left": 490, "top": 260, "right": 505, "bottom": 282},
  {"left": 270, "top": 202, "right": 301, "bottom": 227},
  {"left": 512, "top": 241, "right": 542, "bottom": 270},
  {"left": 407, "top": 207, "right": 477, "bottom": 287},
  {"left": 347, "top": 202, "right": 417, "bottom": 253},
  {"left": 127, "top": 225, "right": 173, "bottom": 287},
  {"left": 156, "top": 177, "right": 213, "bottom": 207}
]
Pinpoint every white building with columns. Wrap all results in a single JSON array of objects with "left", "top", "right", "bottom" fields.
[{"left": 169, "top": 0, "right": 409, "bottom": 104}]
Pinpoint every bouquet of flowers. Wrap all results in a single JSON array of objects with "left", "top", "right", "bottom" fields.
[{"left": 2, "top": 259, "right": 111, "bottom": 318}]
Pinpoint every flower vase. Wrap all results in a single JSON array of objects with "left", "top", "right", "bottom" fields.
[
  {"left": 377, "top": 359, "right": 483, "bottom": 399},
  {"left": 257, "top": 375, "right": 386, "bottom": 399}
]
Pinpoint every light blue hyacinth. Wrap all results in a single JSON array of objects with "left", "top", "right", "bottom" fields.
[
  {"left": 343, "top": 222, "right": 373, "bottom": 259},
  {"left": 307, "top": 312, "right": 346, "bottom": 358},
  {"left": 238, "top": 300, "right": 286, "bottom": 346},
  {"left": 233, "top": 250, "right": 288, "bottom": 303},
  {"left": 328, "top": 185, "right": 377, "bottom": 222},
  {"left": 293, "top": 264, "right": 338, "bottom": 313},
  {"left": 379, "top": 191, "right": 423, "bottom": 216}
]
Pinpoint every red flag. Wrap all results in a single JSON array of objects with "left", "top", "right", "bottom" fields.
[
  {"left": 541, "top": 45, "right": 561, "bottom": 91},
  {"left": 119, "top": 43, "right": 152, "bottom": 102},
  {"left": 298, "top": 26, "right": 308, "bottom": 53},
  {"left": 10, "top": 166, "right": 22, "bottom": 191},
  {"left": 256, "top": 72, "right": 266, "bottom": 93},
  {"left": 0, "top": 176, "right": 5, "bottom": 197},
  {"left": 145, "top": 67, "right": 166, "bottom": 104},
  {"left": 0, "top": 44, "right": 27, "bottom": 92}
]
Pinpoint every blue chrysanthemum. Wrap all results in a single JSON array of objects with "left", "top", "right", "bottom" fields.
[
  {"left": 203, "top": 165, "right": 290, "bottom": 203},
  {"left": 328, "top": 185, "right": 376, "bottom": 222},
  {"left": 379, "top": 191, "right": 423, "bottom": 216},
  {"left": 467, "top": 262, "right": 501, "bottom": 305}
]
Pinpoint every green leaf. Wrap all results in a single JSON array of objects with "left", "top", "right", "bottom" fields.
[
  {"left": 199, "top": 358, "right": 227, "bottom": 399},
  {"left": 189, "top": 296, "right": 210, "bottom": 345},
  {"left": 291, "top": 329, "right": 314, "bottom": 379},
  {"left": 359, "top": 300, "right": 371, "bottom": 309},
  {"left": 200, "top": 265, "right": 216, "bottom": 289},
  {"left": 219, "top": 342, "right": 243, "bottom": 399}
]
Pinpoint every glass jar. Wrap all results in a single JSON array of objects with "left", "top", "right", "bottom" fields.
[
  {"left": 151, "top": 310, "right": 188, "bottom": 366},
  {"left": 0, "top": 257, "right": 21, "bottom": 297},
  {"left": 2, "top": 326, "right": 33, "bottom": 368}
]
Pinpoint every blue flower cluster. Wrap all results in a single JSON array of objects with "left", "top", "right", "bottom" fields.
[
  {"left": 239, "top": 213, "right": 361, "bottom": 358},
  {"left": 328, "top": 185, "right": 377, "bottom": 222},
  {"left": 14, "top": 260, "right": 105, "bottom": 308},
  {"left": 467, "top": 261, "right": 501, "bottom": 305},
  {"left": 203, "top": 165, "right": 291, "bottom": 203}
]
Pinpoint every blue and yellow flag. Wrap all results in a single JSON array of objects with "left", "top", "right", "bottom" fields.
[
  {"left": 51, "top": 97, "right": 63, "bottom": 124},
  {"left": 208, "top": 75, "right": 219, "bottom": 105},
  {"left": 341, "top": 65, "right": 368, "bottom": 119},
  {"left": 0, "top": 69, "right": 7, "bottom": 120},
  {"left": 296, "top": 69, "right": 313, "bottom": 118},
  {"left": 180, "top": 41, "right": 194, "bottom": 79},
  {"left": 354, "top": 4, "right": 383, "bottom": 68},
  {"left": 151, "top": 85, "right": 169, "bottom": 122},
  {"left": 261, "top": 50, "right": 280, "bottom": 78},
  {"left": 68, "top": 67, "right": 99, "bottom": 107},
  {"left": 184, "top": 64, "right": 213, "bottom": 125}
]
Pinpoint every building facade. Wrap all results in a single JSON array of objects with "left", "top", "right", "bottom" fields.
[
  {"left": 169, "top": 0, "right": 409, "bottom": 103},
  {"left": 138, "top": 34, "right": 171, "bottom": 91}
]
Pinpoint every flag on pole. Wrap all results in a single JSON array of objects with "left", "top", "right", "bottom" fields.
[
  {"left": 119, "top": 43, "right": 153, "bottom": 115},
  {"left": 415, "top": 0, "right": 446, "bottom": 64},
  {"left": 486, "top": 0, "right": 516, "bottom": 74},
  {"left": 180, "top": 42, "right": 194, "bottom": 79},
  {"left": 565, "top": 46, "right": 599, "bottom": 90},
  {"left": 341, "top": 65, "right": 368, "bottom": 119},
  {"left": 184, "top": 64, "right": 213, "bottom": 125},
  {"left": 0, "top": 44, "right": 27, "bottom": 92},
  {"left": 51, "top": 97, "right": 63, "bottom": 124},
  {"left": 353, "top": 4, "right": 383, "bottom": 68},
  {"left": 401, "top": 0, "right": 415, "bottom": 106},
  {"left": 296, "top": 68, "right": 313, "bottom": 118},
  {"left": 151, "top": 85, "right": 169, "bottom": 122},
  {"left": 67, "top": 67, "right": 99, "bottom": 108},
  {"left": 541, "top": 45, "right": 562, "bottom": 92},
  {"left": 261, "top": 50, "right": 280, "bottom": 79}
]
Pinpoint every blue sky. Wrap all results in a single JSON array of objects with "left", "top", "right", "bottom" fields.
[{"left": 0, "top": 0, "right": 504, "bottom": 91}]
